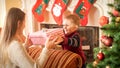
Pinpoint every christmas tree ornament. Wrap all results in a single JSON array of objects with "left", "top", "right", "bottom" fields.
[
  {"left": 97, "top": 52, "right": 105, "bottom": 60},
  {"left": 93, "top": 59, "right": 99, "bottom": 67},
  {"left": 99, "top": 16, "right": 109, "bottom": 26},
  {"left": 115, "top": 17, "right": 120, "bottom": 23},
  {"left": 104, "top": 37, "right": 113, "bottom": 47},
  {"left": 51, "top": 0, "right": 69, "bottom": 25},
  {"left": 101, "top": 35, "right": 113, "bottom": 47},
  {"left": 106, "top": 65, "right": 110, "bottom": 68},
  {"left": 100, "top": 35, "right": 107, "bottom": 44},
  {"left": 112, "top": 9, "right": 119, "bottom": 16},
  {"left": 100, "top": 35, "right": 107, "bottom": 40}
]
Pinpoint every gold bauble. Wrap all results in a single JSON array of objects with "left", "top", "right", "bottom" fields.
[
  {"left": 93, "top": 60, "right": 99, "bottom": 67},
  {"left": 116, "top": 17, "right": 120, "bottom": 22},
  {"left": 106, "top": 65, "right": 110, "bottom": 68}
]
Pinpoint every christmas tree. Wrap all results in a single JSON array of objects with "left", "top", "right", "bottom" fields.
[{"left": 87, "top": 0, "right": 120, "bottom": 68}]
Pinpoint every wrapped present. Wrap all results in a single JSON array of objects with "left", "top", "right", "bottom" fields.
[{"left": 29, "top": 28, "right": 64, "bottom": 45}]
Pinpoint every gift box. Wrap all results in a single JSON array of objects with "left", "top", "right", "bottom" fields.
[{"left": 29, "top": 28, "right": 64, "bottom": 45}]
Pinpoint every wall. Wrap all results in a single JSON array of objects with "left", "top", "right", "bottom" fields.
[
  {"left": 6, "top": 0, "right": 22, "bottom": 12},
  {"left": 88, "top": 0, "right": 114, "bottom": 26},
  {"left": 0, "top": 0, "right": 6, "bottom": 27},
  {"left": 88, "top": 6, "right": 100, "bottom": 26},
  {"left": 0, "top": 0, "right": 22, "bottom": 27},
  {"left": 29, "top": 0, "right": 114, "bottom": 31},
  {"left": 92, "top": 0, "right": 114, "bottom": 47},
  {"left": 0, "top": 0, "right": 114, "bottom": 34}
]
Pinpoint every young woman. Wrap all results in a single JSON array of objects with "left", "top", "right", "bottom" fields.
[{"left": 0, "top": 7, "right": 57, "bottom": 68}]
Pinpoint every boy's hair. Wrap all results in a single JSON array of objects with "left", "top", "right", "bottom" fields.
[{"left": 65, "top": 14, "right": 80, "bottom": 26}]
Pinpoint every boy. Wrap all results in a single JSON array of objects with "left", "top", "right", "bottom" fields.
[{"left": 60, "top": 14, "right": 86, "bottom": 68}]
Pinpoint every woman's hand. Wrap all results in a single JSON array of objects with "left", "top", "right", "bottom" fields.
[{"left": 24, "top": 36, "right": 33, "bottom": 48}]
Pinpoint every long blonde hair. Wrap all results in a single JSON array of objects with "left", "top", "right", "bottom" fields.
[{"left": 0, "top": 7, "right": 25, "bottom": 67}]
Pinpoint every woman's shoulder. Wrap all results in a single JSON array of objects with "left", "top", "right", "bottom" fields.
[
  {"left": 8, "top": 40, "right": 23, "bottom": 51},
  {"left": 9, "top": 40, "right": 21, "bottom": 46},
  {"left": 8, "top": 40, "right": 35, "bottom": 68}
]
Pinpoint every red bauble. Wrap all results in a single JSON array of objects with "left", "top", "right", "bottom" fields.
[
  {"left": 99, "top": 16, "right": 109, "bottom": 26},
  {"left": 97, "top": 52, "right": 105, "bottom": 60},
  {"left": 112, "top": 9, "right": 119, "bottom": 16},
  {"left": 104, "top": 37, "right": 113, "bottom": 46},
  {"left": 101, "top": 35, "right": 113, "bottom": 47},
  {"left": 100, "top": 35, "right": 106, "bottom": 40}
]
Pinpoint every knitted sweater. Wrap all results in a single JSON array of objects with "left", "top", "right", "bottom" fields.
[
  {"left": 7, "top": 40, "right": 36, "bottom": 68},
  {"left": 61, "top": 31, "right": 86, "bottom": 64}
]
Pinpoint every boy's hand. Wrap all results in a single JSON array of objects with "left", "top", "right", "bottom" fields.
[{"left": 54, "top": 35, "right": 64, "bottom": 45}]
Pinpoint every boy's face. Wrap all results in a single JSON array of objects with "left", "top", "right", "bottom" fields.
[{"left": 62, "top": 19, "right": 78, "bottom": 35}]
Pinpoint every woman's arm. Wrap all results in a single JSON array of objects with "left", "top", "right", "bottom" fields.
[{"left": 37, "top": 36, "right": 59, "bottom": 67}]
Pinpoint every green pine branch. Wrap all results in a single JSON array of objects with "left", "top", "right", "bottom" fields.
[{"left": 87, "top": 0, "right": 120, "bottom": 67}]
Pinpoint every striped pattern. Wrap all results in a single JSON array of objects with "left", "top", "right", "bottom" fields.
[
  {"left": 68, "top": 33, "right": 80, "bottom": 47},
  {"left": 27, "top": 47, "right": 82, "bottom": 68},
  {"left": 29, "top": 28, "right": 64, "bottom": 45},
  {"left": 45, "top": 28, "right": 64, "bottom": 40},
  {"left": 41, "top": 50, "right": 82, "bottom": 68},
  {"left": 27, "top": 46, "right": 42, "bottom": 61}
]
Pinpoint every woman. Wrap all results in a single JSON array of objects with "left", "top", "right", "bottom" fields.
[{"left": 0, "top": 7, "right": 57, "bottom": 68}]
